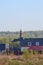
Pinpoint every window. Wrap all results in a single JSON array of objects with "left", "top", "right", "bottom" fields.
[
  {"left": 36, "top": 42, "right": 39, "bottom": 46},
  {"left": 28, "top": 42, "right": 32, "bottom": 46}
]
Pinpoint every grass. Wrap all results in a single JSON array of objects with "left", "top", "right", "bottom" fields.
[
  {"left": 0, "top": 54, "right": 43, "bottom": 65},
  {"left": 0, "top": 49, "right": 43, "bottom": 65}
]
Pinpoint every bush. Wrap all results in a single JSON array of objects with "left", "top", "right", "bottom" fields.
[{"left": 23, "top": 48, "right": 29, "bottom": 60}]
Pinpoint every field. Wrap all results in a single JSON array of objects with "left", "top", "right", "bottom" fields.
[{"left": 0, "top": 54, "right": 43, "bottom": 65}]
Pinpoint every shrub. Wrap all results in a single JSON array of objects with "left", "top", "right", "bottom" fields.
[{"left": 23, "top": 48, "right": 29, "bottom": 60}]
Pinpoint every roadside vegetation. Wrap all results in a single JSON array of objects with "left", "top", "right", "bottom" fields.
[{"left": 0, "top": 49, "right": 43, "bottom": 65}]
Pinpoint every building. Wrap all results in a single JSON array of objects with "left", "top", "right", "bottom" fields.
[
  {"left": 13, "top": 30, "right": 43, "bottom": 53},
  {"left": 0, "top": 44, "right": 10, "bottom": 53}
]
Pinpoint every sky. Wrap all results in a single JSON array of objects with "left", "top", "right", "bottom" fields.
[{"left": 0, "top": 0, "right": 43, "bottom": 31}]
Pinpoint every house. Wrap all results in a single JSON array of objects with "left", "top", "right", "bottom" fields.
[{"left": 12, "top": 30, "right": 43, "bottom": 53}]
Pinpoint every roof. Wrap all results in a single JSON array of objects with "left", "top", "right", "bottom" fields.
[{"left": 12, "top": 38, "right": 43, "bottom": 43}]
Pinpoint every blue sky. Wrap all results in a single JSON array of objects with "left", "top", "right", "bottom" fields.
[{"left": 0, "top": 0, "right": 43, "bottom": 31}]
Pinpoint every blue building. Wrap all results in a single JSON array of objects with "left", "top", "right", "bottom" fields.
[
  {"left": 13, "top": 30, "right": 43, "bottom": 53},
  {"left": 0, "top": 44, "right": 10, "bottom": 53}
]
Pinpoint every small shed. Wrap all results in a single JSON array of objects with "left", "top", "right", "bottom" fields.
[{"left": 0, "top": 44, "right": 5, "bottom": 52}]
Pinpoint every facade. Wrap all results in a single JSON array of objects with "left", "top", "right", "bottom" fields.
[{"left": 13, "top": 38, "right": 43, "bottom": 52}]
